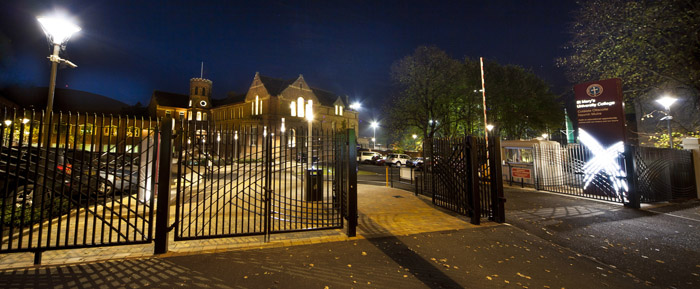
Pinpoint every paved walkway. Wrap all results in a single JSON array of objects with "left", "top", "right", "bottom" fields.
[{"left": 0, "top": 184, "right": 476, "bottom": 269}]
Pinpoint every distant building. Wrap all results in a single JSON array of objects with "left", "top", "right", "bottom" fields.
[{"left": 148, "top": 72, "right": 359, "bottom": 133}]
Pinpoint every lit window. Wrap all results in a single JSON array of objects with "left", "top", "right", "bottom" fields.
[
  {"left": 297, "top": 97, "right": 304, "bottom": 118},
  {"left": 290, "top": 101, "right": 296, "bottom": 116},
  {"left": 339, "top": 106, "right": 343, "bottom": 116},
  {"left": 179, "top": 111, "right": 185, "bottom": 119},
  {"left": 189, "top": 100, "right": 192, "bottom": 107},
  {"left": 188, "top": 112, "right": 192, "bottom": 121},
  {"left": 255, "top": 95, "right": 259, "bottom": 115},
  {"left": 197, "top": 111, "right": 202, "bottom": 121},
  {"left": 203, "top": 113, "right": 207, "bottom": 121}
]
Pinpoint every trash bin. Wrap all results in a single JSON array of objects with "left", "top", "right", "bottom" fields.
[{"left": 306, "top": 169, "right": 323, "bottom": 201}]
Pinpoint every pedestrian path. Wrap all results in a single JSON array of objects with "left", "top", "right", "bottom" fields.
[{"left": 0, "top": 184, "right": 479, "bottom": 269}]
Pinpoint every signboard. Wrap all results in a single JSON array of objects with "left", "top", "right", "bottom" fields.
[
  {"left": 574, "top": 78, "right": 626, "bottom": 147},
  {"left": 574, "top": 78, "right": 628, "bottom": 200},
  {"left": 511, "top": 167, "right": 531, "bottom": 179}
]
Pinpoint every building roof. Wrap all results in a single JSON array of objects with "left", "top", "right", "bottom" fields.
[
  {"left": 257, "top": 74, "right": 344, "bottom": 107},
  {"left": 258, "top": 75, "right": 296, "bottom": 96},
  {"left": 151, "top": 90, "right": 188, "bottom": 108},
  {"left": 311, "top": 87, "right": 343, "bottom": 107},
  {"left": 212, "top": 92, "right": 246, "bottom": 107}
]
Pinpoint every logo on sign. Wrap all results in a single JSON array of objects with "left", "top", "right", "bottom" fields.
[{"left": 586, "top": 84, "right": 604, "bottom": 97}]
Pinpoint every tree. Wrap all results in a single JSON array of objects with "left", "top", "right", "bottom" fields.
[
  {"left": 387, "top": 46, "right": 465, "bottom": 140},
  {"left": 484, "top": 62, "right": 563, "bottom": 139},
  {"left": 388, "top": 46, "right": 563, "bottom": 143},
  {"left": 558, "top": 0, "right": 700, "bottom": 106}
]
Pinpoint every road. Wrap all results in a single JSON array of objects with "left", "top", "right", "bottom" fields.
[{"left": 504, "top": 186, "right": 700, "bottom": 289}]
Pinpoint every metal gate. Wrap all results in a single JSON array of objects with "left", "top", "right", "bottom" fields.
[
  {"left": 173, "top": 120, "right": 355, "bottom": 241},
  {"left": 532, "top": 143, "right": 696, "bottom": 204},
  {"left": 1, "top": 109, "right": 158, "bottom": 261},
  {"left": 418, "top": 136, "right": 505, "bottom": 225}
]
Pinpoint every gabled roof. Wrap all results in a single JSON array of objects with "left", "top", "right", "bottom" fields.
[
  {"left": 151, "top": 90, "right": 188, "bottom": 108},
  {"left": 258, "top": 75, "right": 295, "bottom": 96},
  {"left": 212, "top": 92, "right": 246, "bottom": 107},
  {"left": 311, "top": 87, "right": 344, "bottom": 107}
]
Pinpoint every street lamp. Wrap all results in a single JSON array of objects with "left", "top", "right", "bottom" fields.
[
  {"left": 371, "top": 121, "right": 378, "bottom": 149},
  {"left": 486, "top": 124, "right": 494, "bottom": 132},
  {"left": 350, "top": 102, "right": 361, "bottom": 110},
  {"left": 37, "top": 14, "right": 80, "bottom": 147},
  {"left": 656, "top": 95, "right": 678, "bottom": 148},
  {"left": 306, "top": 100, "right": 314, "bottom": 168},
  {"left": 542, "top": 133, "right": 549, "bottom": 140}
]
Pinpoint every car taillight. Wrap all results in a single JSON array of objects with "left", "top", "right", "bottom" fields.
[{"left": 57, "top": 163, "right": 72, "bottom": 175}]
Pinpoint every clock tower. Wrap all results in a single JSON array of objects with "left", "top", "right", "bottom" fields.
[{"left": 188, "top": 77, "right": 212, "bottom": 121}]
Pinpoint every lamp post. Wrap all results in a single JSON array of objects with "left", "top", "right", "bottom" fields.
[
  {"left": 656, "top": 95, "right": 678, "bottom": 148},
  {"left": 306, "top": 100, "right": 314, "bottom": 168},
  {"left": 37, "top": 15, "right": 80, "bottom": 148},
  {"left": 371, "top": 121, "right": 378, "bottom": 150}
]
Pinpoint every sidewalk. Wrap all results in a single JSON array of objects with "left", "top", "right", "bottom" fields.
[{"left": 0, "top": 184, "right": 645, "bottom": 288}]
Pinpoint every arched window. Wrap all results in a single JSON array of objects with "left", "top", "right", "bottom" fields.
[
  {"left": 290, "top": 101, "right": 296, "bottom": 116},
  {"left": 203, "top": 112, "right": 207, "bottom": 121},
  {"left": 197, "top": 111, "right": 202, "bottom": 121},
  {"left": 297, "top": 97, "right": 304, "bottom": 118},
  {"left": 194, "top": 87, "right": 199, "bottom": 95},
  {"left": 202, "top": 87, "right": 206, "bottom": 96},
  {"left": 288, "top": 129, "right": 296, "bottom": 147}
]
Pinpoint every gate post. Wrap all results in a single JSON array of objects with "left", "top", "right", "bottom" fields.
[
  {"left": 155, "top": 117, "right": 173, "bottom": 254},
  {"left": 489, "top": 137, "right": 505, "bottom": 223},
  {"left": 346, "top": 129, "right": 357, "bottom": 237},
  {"left": 468, "top": 137, "right": 481, "bottom": 225},
  {"left": 624, "top": 144, "right": 640, "bottom": 208}
]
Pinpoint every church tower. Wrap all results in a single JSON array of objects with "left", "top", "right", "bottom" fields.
[{"left": 188, "top": 77, "right": 212, "bottom": 121}]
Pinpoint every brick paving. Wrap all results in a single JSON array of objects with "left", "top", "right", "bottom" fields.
[{"left": 0, "top": 184, "right": 478, "bottom": 269}]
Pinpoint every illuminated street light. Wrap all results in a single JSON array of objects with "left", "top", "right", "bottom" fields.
[
  {"left": 656, "top": 95, "right": 678, "bottom": 148},
  {"left": 412, "top": 134, "right": 417, "bottom": 139},
  {"left": 542, "top": 133, "right": 549, "bottom": 140},
  {"left": 486, "top": 124, "right": 494, "bottom": 132},
  {"left": 350, "top": 102, "right": 361, "bottom": 110},
  {"left": 37, "top": 14, "right": 80, "bottom": 148}
]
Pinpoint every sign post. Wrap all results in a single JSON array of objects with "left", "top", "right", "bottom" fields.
[{"left": 574, "top": 78, "right": 630, "bottom": 203}]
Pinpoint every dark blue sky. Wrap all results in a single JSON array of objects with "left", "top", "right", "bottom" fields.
[{"left": 1, "top": 0, "right": 577, "bottom": 116}]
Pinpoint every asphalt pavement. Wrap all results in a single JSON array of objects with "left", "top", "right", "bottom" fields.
[{"left": 0, "top": 171, "right": 698, "bottom": 288}]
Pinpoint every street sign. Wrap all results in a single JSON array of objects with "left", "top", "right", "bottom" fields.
[{"left": 511, "top": 167, "right": 531, "bottom": 179}]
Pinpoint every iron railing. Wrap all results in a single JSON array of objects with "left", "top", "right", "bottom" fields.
[
  {"left": 173, "top": 120, "right": 354, "bottom": 240},
  {"left": 0, "top": 109, "right": 158, "bottom": 258},
  {"left": 530, "top": 143, "right": 696, "bottom": 203}
]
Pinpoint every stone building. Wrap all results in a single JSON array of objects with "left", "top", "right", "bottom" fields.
[{"left": 148, "top": 72, "right": 359, "bottom": 134}]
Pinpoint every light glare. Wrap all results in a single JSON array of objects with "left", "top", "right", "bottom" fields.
[{"left": 37, "top": 16, "right": 81, "bottom": 45}]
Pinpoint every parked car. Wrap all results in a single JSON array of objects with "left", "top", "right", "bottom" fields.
[
  {"left": 358, "top": 151, "right": 381, "bottom": 164},
  {"left": 385, "top": 153, "right": 412, "bottom": 166},
  {"left": 0, "top": 147, "right": 113, "bottom": 206},
  {"left": 371, "top": 154, "right": 385, "bottom": 165},
  {"left": 408, "top": 157, "right": 424, "bottom": 168}
]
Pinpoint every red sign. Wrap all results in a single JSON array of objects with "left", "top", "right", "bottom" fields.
[
  {"left": 511, "top": 167, "right": 531, "bottom": 179},
  {"left": 574, "top": 78, "right": 626, "bottom": 147}
]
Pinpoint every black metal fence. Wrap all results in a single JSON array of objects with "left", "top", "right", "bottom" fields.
[
  {"left": 394, "top": 136, "right": 505, "bottom": 224},
  {"left": 0, "top": 109, "right": 158, "bottom": 258},
  {"left": 634, "top": 146, "right": 697, "bottom": 202},
  {"left": 173, "top": 120, "right": 357, "bottom": 241},
  {"left": 531, "top": 143, "right": 696, "bottom": 203}
]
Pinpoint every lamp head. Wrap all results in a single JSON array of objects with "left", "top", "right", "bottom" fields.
[
  {"left": 656, "top": 95, "right": 677, "bottom": 110},
  {"left": 370, "top": 121, "right": 378, "bottom": 128},
  {"left": 412, "top": 134, "right": 417, "bottom": 139},
  {"left": 350, "top": 102, "right": 361, "bottom": 110},
  {"left": 37, "top": 16, "right": 81, "bottom": 46},
  {"left": 486, "top": 124, "right": 494, "bottom": 131}
]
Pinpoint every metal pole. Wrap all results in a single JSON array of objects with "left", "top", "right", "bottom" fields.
[
  {"left": 373, "top": 127, "right": 376, "bottom": 150},
  {"left": 154, "top": 117, "right": 173, "bottom": 254},
  {"left": 667, "top": 109, "right": 673, "bottom": 149},
  {"left": 43, "top": 44, "right": 60, "bottom": 148},
  {"left": 308, "top": 120, "right": 312, "bottom": 168},
  {"left": 480, "top": 57, "right": 489, "bottom": 145}
]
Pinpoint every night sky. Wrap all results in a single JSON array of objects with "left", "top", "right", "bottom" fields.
[{"left": 1, "top": 0, "right": 577, "bottom": 124}]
